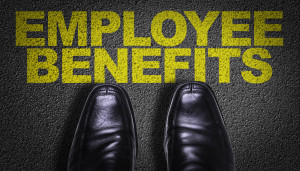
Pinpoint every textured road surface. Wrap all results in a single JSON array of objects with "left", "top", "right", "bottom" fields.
[{"left": 1, "top": 0, "right": 299, "bottom": 170}]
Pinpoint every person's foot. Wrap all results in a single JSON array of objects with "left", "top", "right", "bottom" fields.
[
  {"left": 67, "top": 84, "right": 137, "bottom": 171},
  {"left": 164, "top": 82, "right": 235, "bottom": 171}
]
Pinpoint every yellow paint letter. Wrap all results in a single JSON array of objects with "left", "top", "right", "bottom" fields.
[
  {"left": 123, "top": 11, "right": 151, "bottom": 46},
  {"left": 62, "top": 48, "right": 91, "bottom": 83},
  {"left": 208, "top": 48, "right": 241, "bottom": 83},
  {"left": 94, "top": 48, "right": 128, "bottom": 83},
  {"left": 194, "top": 48, "right": 206, "bottom": 82},
  {"left": 165, "top": 48, "right": 191, "bottom": 83},
  {"left": 27, "top": 48, "right": 58, "bottom": 83},
  {"left": 16, "top": 11, "right": 44, "bottom": 46},
  {"left": 48, "top": 11, "right": 87, "bottom": 46},
  {"left": 184, "top": 11, "right": 220, "bottom": 46},
  {"left": 91, "top": 11, "right": 120, "bottom": 46},
  {"left": 254, "top": 11, "right": 283, "bottom": 46},
  {"left": 132, "top": 48, "right": 161, "bottom": 83},
  {"left": 242, "top": 48, "right": 272, "bottom": 83},
  {"left": 222, "top": 11, "right": 251, "bottom": 46},
  {"left": 151, "top": 11, "right": 187, "bottom": 46}
]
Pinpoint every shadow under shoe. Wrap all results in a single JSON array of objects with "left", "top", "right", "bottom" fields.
[
  {"left": 164, "top": 82, "right": 235, "bottom": 171},
  {"left": 67, "top": 84, "right": 137, "bottom": 171}
]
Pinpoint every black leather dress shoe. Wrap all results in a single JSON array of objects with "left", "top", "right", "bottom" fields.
[
  {"left": 67, "top": 84, "right": 137, "bottom": 171},
  {"left": 164, "top": 82, "right": 235, "bottom": 171}
]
